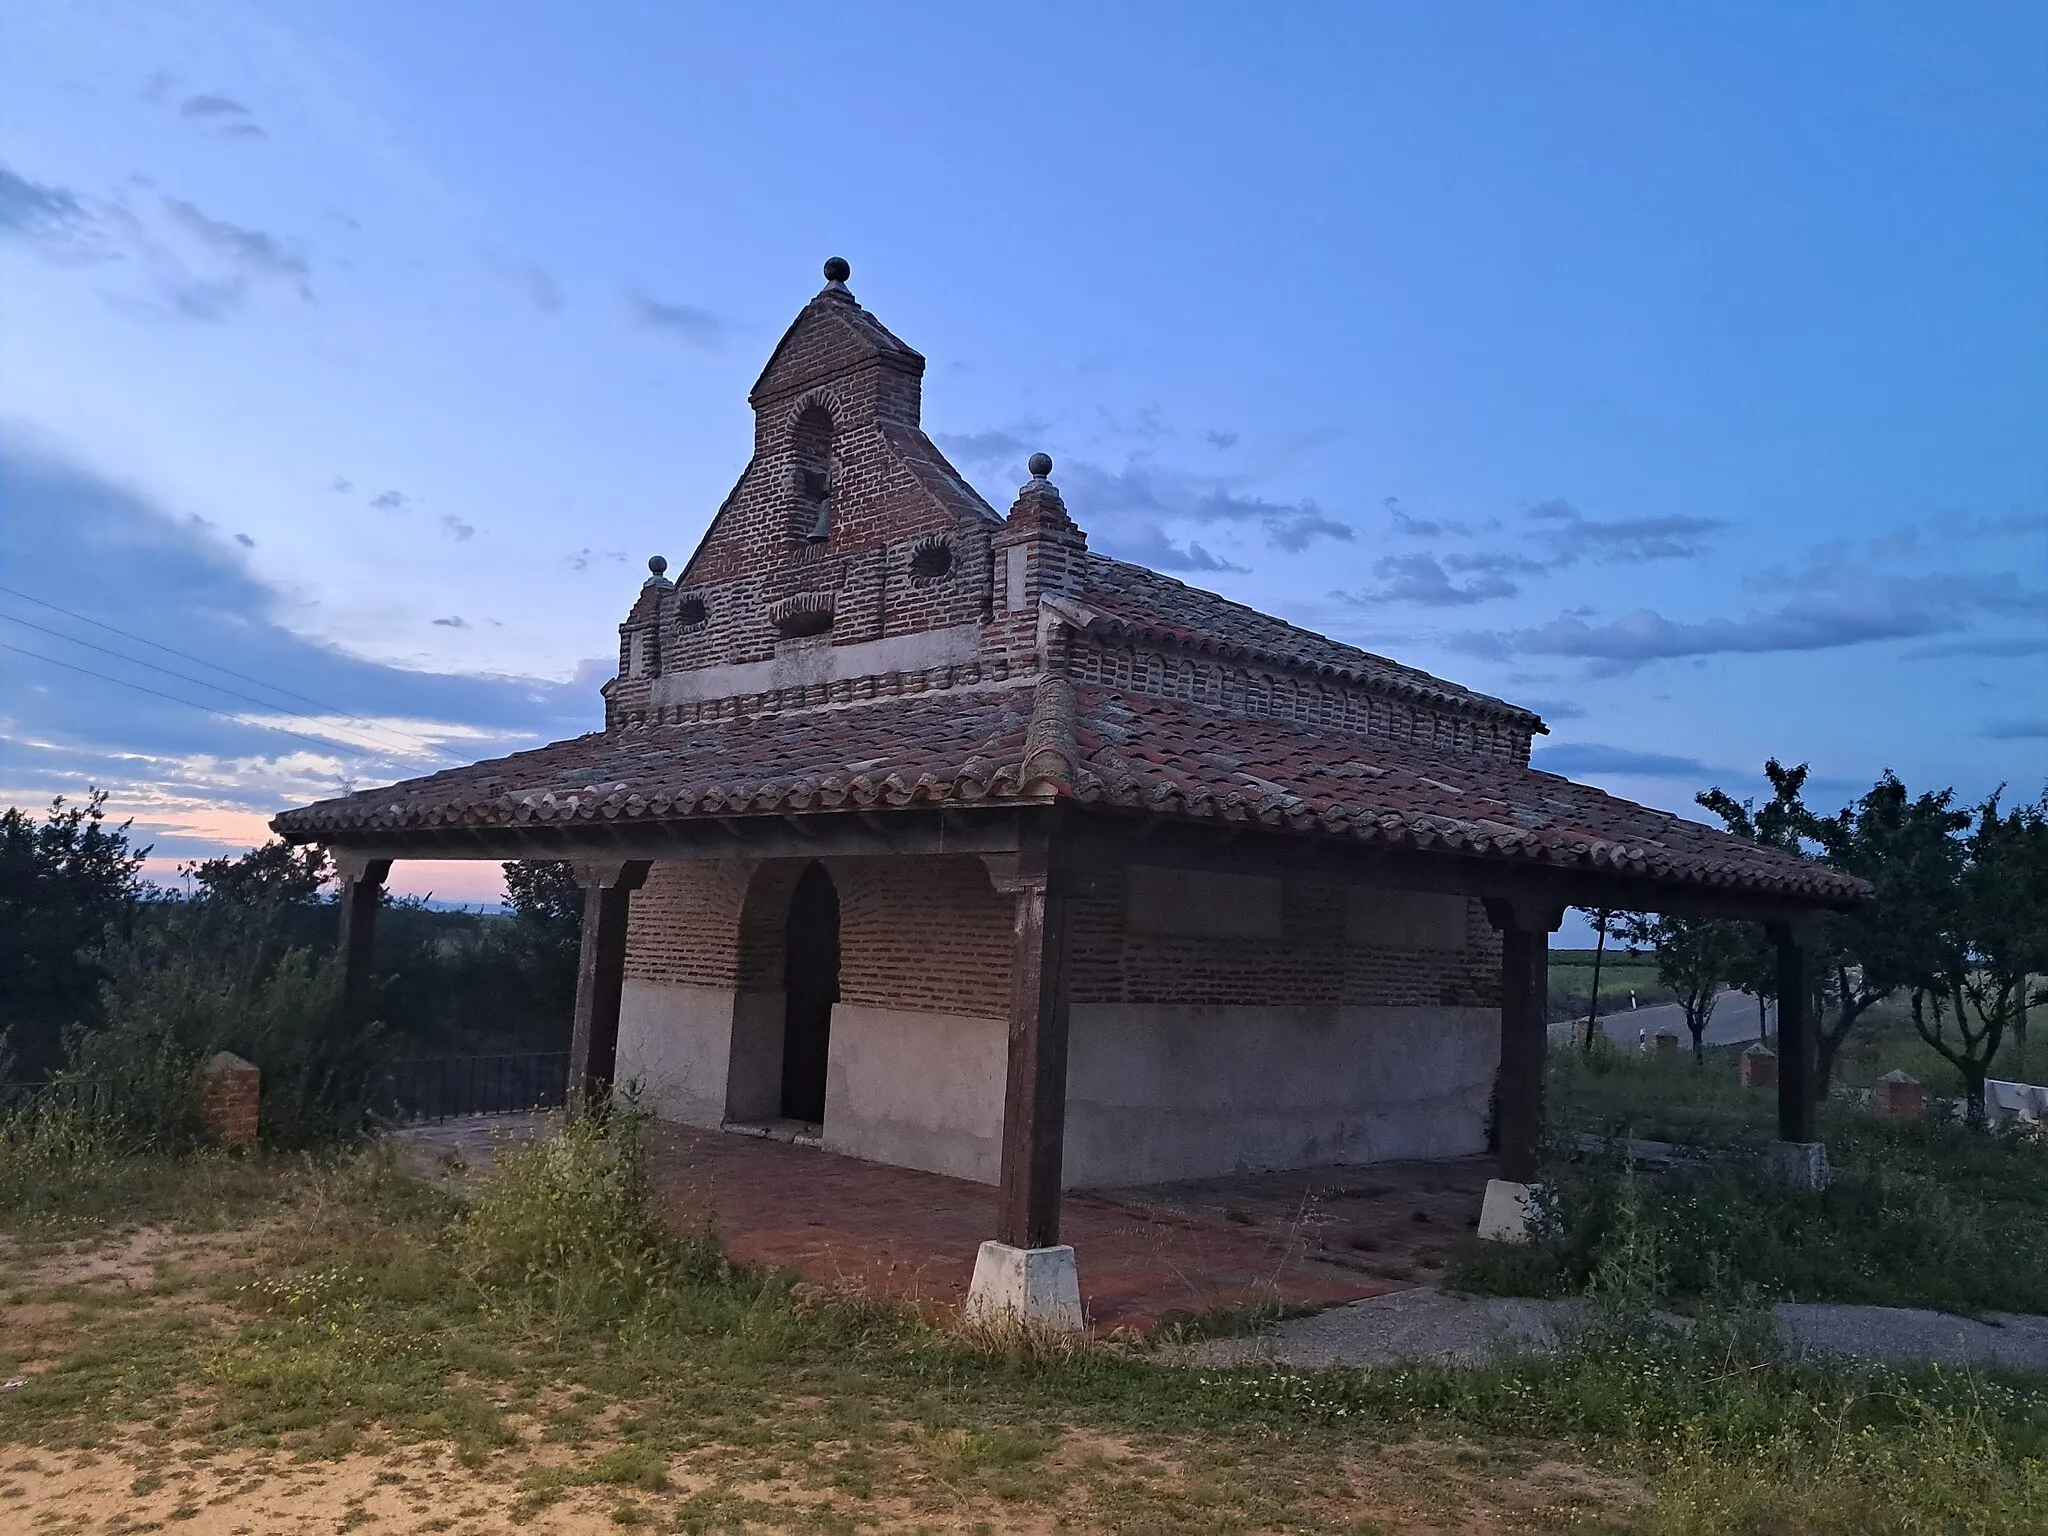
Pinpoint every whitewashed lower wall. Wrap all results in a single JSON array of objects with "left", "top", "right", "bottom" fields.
[
  {"left": 616, "top": 980, "right": 737, "bottom": 1129},
  {"left": 821, "top": 1004, "right": 1007, "bottom": 1183},
  {"left": 617, "top": 988, "right": 1498, "bottom": 1191},
  {"left": 1061, "top": 1003, "right": 1498, "bottom": 1187}
]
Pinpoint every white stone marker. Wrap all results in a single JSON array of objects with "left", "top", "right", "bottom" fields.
[
  {"left": 964, "top": 1241, "right": 1084, "bottom": 1332},
  {"left": 1477, "top": 1179, "right": 1535, "bottom": 1244}
]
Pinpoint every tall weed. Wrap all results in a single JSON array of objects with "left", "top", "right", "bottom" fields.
[{"left": 458, "top": 1104, "right": 723, "bottom": 1319}]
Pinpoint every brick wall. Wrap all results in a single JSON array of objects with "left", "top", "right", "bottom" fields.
[
  {"left": 1069, "top": 866, "right": 1500, "bottom": 1009},
  {"left": 623, "top": 860, "right": 755, "bottom": 987},
  {"left": 623, "top": 854, "right": 1498, "bottom": 1018},
  {"left": 1067, "top": 638, "right": 1533, "bottom": 766}
]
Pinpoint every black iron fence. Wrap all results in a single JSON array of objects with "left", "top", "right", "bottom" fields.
[
  {"left": 0, "top": 1078, "right": 119, "bottom": 1118},
  {"left": 378, "top": 1053, "right": 570, "bottom": 1124}
]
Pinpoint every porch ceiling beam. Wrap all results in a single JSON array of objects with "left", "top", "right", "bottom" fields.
[{"left": 303, "top": 807, "right": 1026, "bottom": 865}]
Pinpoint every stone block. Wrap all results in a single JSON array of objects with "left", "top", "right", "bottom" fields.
[
  {"left": 200, "top": 1051, "right": 260, "bottom": 1151},
  {"left": 1740, "top": 1043, "right": 1778, "bottom": 1090},
  {"left": 1872, "top": 1070, "right": 1925, "bottom": 1123},
  {"left": 1767, "top": 1139, "right": 1830, "bottom": 1190},
  {"left": 1477, "top": 1178, "right": 1534, "bottom": 1244},
  {"left": 1651, "top": 1031, "right": 1680, "bottom": 1060},
  {"left": 964, "top": 1241, "right": 1084, "bottom": 1332}
]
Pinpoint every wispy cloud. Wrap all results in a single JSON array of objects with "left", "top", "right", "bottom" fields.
[
  {"left": 1982, "top": 717, "right": 2048, "bottom": 740},
  {"left": 1531, "top": 742, "right": 1718, "bottom": 780},
  {"left": 0, "top": 431, "right": 596, "bottom": 864},
  {"left": 1345, "top": 553, "right": 1517, "bottom": 608},
  {"left": 178, "top": 93, "right": 266, "bottom": 141},
  {"left": 0, "top": 164, "right": 114, "bottom": 262},
  {"left": 3, "top": 164, "right": 314, "bottom": 320},
  {"left": 933, "top": 427, "right": 1044, "bottom": 474},
  {"left": 1525, "top": 499, "right": 1723, "bottom": 566},
  {"left": 625, "top": 288, "right": 723, "bottom": 348}
]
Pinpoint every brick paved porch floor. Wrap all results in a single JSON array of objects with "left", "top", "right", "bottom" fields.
[
  {"left": 394, "top": 1116, "right": 1497, "bottom": 1332},
  {"left": 643, "top": 1124, "right": 1497, "bottom": 1332}
]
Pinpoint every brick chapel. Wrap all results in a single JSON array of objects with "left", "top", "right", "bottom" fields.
[{"left": 278, "top": 261, "right": 1859, "bottom": 1285}]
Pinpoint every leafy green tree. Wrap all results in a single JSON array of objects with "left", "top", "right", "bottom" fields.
[
  {"left": 504, "top": 859, "right": 582, "bottom": 939},
  {"left": 1888, "top": 789, "right": 2048, "bottom": 1126},
  {"left": 0, "top": 791, "right": 148, "bottom": 1075},
  {"left": 185, "top": 840, "right": 331, "bottom": 906},
  {"left": 1623, "top": 912, "right": 1747, "bottom": 1061},
  {"left": 1701, "top": 759, "right": 1916, "bottom": 1097},
  {"left": 1699, "top": 761, "right": 1814, "bottom": 1055}
]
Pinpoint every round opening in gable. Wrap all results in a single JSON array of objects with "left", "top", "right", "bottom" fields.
[
  {"left": 908, "top": 536, "right": 954, "bottom": 584},
  {"left": 676, "top": 595, "right": 709, "bottom": 631}
]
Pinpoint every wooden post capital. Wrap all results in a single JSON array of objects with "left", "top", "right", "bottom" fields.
[
  {"left": 1765, "top": 912, "right": 1829, "bottom": 948},
  {"left": 1483, "top": 895, "right": 1567, "bottom": 935},
  {"left": 331, "top": 853, "right": 392, "bottom": 886},
  {"left": 571, "top": 859, "right": 651, "bottom": 893}
]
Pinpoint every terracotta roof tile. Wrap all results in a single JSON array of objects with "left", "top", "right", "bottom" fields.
[
  {"left": 273, "top": 679, "right": 1863, "bottom": 906},
  {"left": 1078, "top": 555, "right": 1541, "bottom": 727}
]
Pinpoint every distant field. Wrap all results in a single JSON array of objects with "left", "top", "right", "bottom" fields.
[{"left": 1546, "top": 948, "right": 1675, "bottom": 1023}]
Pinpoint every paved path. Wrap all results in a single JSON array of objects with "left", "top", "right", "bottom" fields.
[
  {"left": 1549, "top": 989, "right": 1768, "bottom": 1052},
  {"left": 1176, "top": 1287, "right": 2048, "bottom": 1373}
]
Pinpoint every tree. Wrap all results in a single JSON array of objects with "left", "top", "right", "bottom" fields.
[
  {"left": 1572, "top": 906, "right": 1625, "bottom": 1055},
  {"left": 1700, "top": 760, "right": 1813, "bottom": 1056},
  {"left": 1888, "top": 789, "right": 2048, "bottom": 1126},
  {"left": 185, "top": 840, "right": 331, "bottom": 906},
  {"left": 1624, "top": 912, "right": 1746, "bottom": 1061},
  {"left": 1700, "top": 759, "right": 1910, "bottom": 1097},
  {"left": 504, "top": 859, "right": 582, "bottom": 936},
  {"left": 0, "top": 791, "right": 148, "bottom": 1074}
]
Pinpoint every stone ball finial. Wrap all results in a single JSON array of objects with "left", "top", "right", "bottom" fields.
[
  {"left": 648, "top": 554, "right": 668, "bottom": 577},
  {"left": 1027, "top": 452, "right": 1053, "bottom": 478},
  {"left": 823, "top": 256, "right": 851, "bottom": 283}
]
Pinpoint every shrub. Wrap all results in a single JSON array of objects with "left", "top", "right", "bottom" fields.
[
  {"left": 83, "top": 898, "right": 386, "bottom": 1150},
  {"left": 458, "top": 1103, "right": 722, "bottom": 1318}
]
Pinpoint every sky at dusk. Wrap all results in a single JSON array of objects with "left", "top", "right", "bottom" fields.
[{"left": 2, "top": 2, "right": 2043, "bottom": 933}]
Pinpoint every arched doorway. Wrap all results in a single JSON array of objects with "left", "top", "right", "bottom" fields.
[{"left": 780, "top": 862, "right": 839, "bottom": 1122}]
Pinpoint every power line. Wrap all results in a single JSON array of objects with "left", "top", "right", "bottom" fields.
[
  {"left": 0, "top": 584, "right": 462, "bottom": 761},
  {"left": 0, "top": 611, "right": 430, "bottom": 762},
  {"left": 1, "top": 642, "right": 378, "bottom": 760}
]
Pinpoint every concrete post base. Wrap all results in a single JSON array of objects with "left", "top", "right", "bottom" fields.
[
  {"left": 964, "top": 1241, "right": 1084, "bottom": 1332},
  {"left": 1768, "top": 1140, "right": 1831, "bottom": 1190},
  {"left": 1477, "top": 1179, "right": 1535, "bottom": 1244}
]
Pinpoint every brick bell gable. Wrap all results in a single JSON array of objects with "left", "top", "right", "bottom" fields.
[{"left": 604, "top": 261, "right": 1004, "bottom": 728}]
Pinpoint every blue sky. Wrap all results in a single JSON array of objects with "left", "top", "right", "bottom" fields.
[{"left": 2, "top": 1, "right": 2043, "bottom": 922}]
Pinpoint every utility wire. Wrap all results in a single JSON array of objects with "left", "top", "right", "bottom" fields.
[
  {"left": 1, "top": 642, "right": 378, "bottom": 759},
  {"left": 0, "top": 584, "right": 462, "bottom": 761},
  {"left": 0, "top": 611, "right": 431, "bottom": 762}
]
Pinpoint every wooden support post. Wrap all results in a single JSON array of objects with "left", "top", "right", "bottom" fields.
[
  {"left": 1769, "top": 919, "right": 1817, "bottom": 1144},
  {"left": 1483, "top": 897, "right": 1565, "bottom": 1186},
  {"left": 569, "top": 860, "right": 650, "bottom": 1114},
  {"left": 333, "top": 854, "right": 391, "bottom": 1024},
  {"left": 991, "top": 819, "right": 1073, "bottom": 1250}
]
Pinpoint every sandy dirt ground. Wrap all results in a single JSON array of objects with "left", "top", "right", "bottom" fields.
[{"left": 0, "top": 1434, "right": 1637, "bottom": 1535}]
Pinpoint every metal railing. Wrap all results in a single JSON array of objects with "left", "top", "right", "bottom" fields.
[
  {"left": 378, "top": 1053, "right": 570, "bottom": 1124},
  {"left": 0, "top": 1078, "right": 119, "bottom": 1117}
]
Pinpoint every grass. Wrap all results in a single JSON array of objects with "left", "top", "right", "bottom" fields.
[
  {"left": 3, "top": 1105, "right": 2047, "bottom": 1532},
  {"left": 1453, "top": 1036, "right": 2048, "bottom": 1316}
]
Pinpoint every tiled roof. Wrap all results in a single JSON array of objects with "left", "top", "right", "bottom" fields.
[
  {"left": 1077, "top": 555, "right": 1542, "bottom": 728},
  {"left": 273, "top": 677, "right": 1864, "bottom": 906}
]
